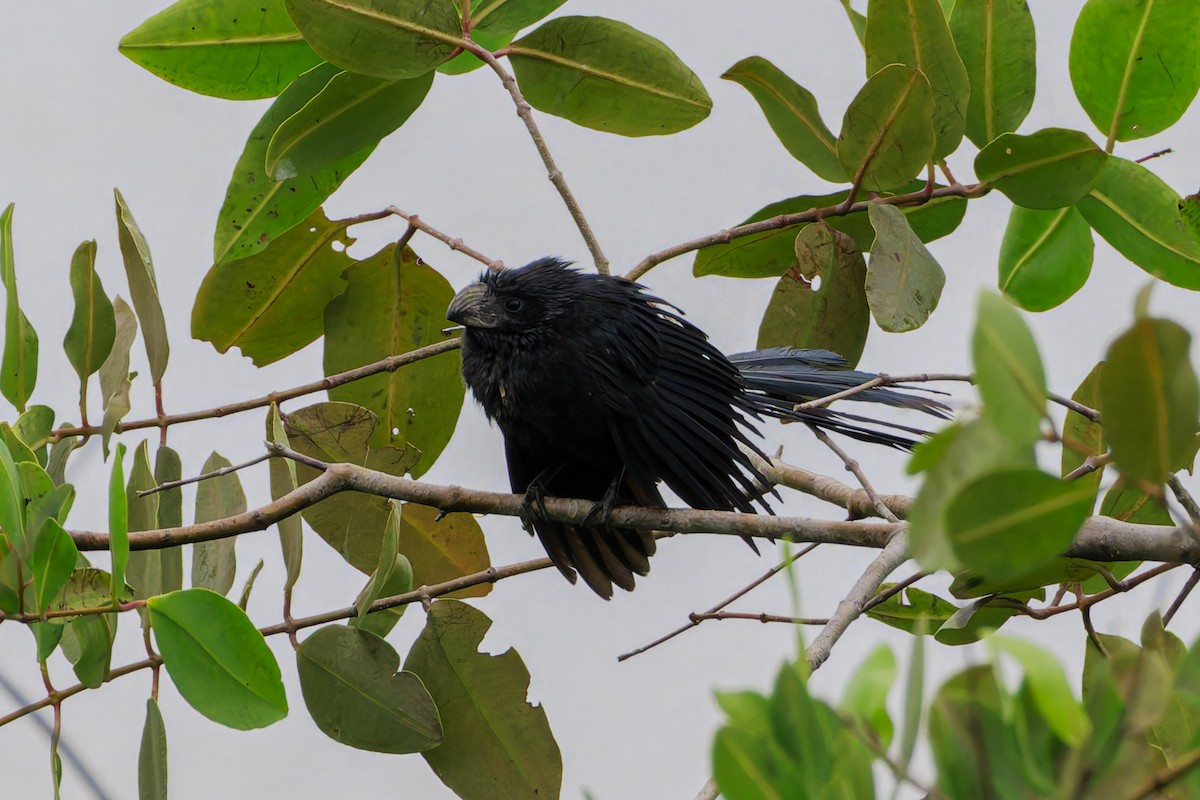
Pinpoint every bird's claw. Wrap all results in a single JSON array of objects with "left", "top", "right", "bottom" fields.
[
  {"left": 581, "top": 473, "right": 623, "bottom": 529},
  {"left": 518, "top": 481, "right": 551, "bottom": 533}
]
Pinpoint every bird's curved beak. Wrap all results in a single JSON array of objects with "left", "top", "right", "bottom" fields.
[{"left": 446, "top": 282, "right": 499, "bottom": 329}]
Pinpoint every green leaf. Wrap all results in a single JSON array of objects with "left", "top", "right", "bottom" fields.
[
  {"left": 837, "top": 65, "right": 935, "bottom": 192},
  {"left": 285, "top": 402, "right": 419, "bottom": 572},
  {"left": 50, "top": 568, "right": 134, "bottom": 614},
  {"left": 949, "top": 0, "right": 1037, "bottom": 146},
  {"left": 395, "top": 504, "right": 491, "bottom": 598},
  {"left": 286, "top": 0, "right": 461, "bottom": 78},
  {"left": 509, "top": 16, "right": 712, "bottom": 136},
  {"left": 324, "top": 244, "right": 463, "bottom": 475},
  {"left": 114, "top": 190, "right": 170, "bottom": 385},
  {"left": 722, "top": 57, "right": 846, "bottom": 182},
  {"left": 98, "top": 296, "right": 138, "bottom": 411},
  {"left": 972, "top": 292, "right": 1046, "bottom": 448},
  {"left": 1100, "top": 478, "right": 1172, "bottom": 525},
  {"left": 194, "top": 207, "right": 354, "bottom": 366},
  {"left": 127, "top": 441, "right": 178, "bottom": 606},
  {"left": 266, "top": 405, "right": 302, "bottom": 592},
  {"left": 2, "top": 440, "right": 36, "bottom": 553},
  {"left": 100, "top": 373, "right": 134, "bottom": 461},
  {"left": 1101, "top": 316, "right": 1199, "bottom": 486},
  {"left": 1181, "top": 192, "right": 1200, "bottom": 244},
  {"left": 866, "top": 585, "right": 959, "bottom": 633},
  {"left": 837, "top": 0, "right": 868, "bottom": 45},
  {"left": 266, "top": 69, "right": 433, "bottom": 180},
  {"left": 109, "top": 443, "right": 129, "bottom": 605},
  {"left": 30, "top": 519, "right": 78, "bottom": 613},
  {"left": 46, "top": 431, "right": 77, "bottom": 487},
  {"left": 1061, "top": 362, "right": 1106, "bottom": 502},
  {"left": 998, "top": 205, "right": 1094, "bottom": 311},
  {"left": 212, "top": 63, "right": 375, "bottom": 266},
  {"left": 1069, "top": 0, "right": 1200, "bottom": 146},
  {"left": 1, "top": 422, "right": 37, "bottom": 465},
  {"left": 298, "top": 625, "right": 441, "bottom": 752},
  {"left": 153, "top": 446, "right": 184, "bottom": 593},
  {"left": 149, "top": 588, "right": 287, "bottom": 729},
  {"left": 33, "top": 620, "right": 65, "bottom": 663},
  {"left": 865, "top": 0, "right": 969, "bottom": 159},
  {"left": 438, "top": 26, "right": 512, "bottom": 75},
  {"left": 191, "top": 452, "right": 245, "bottom": 596},
  {"left": 945, "top": 468, "right": 1095, "bottom": 581},
  {"left": 62, "top": 614, "right": 115, "bottom": 688},
  {"left": 404, "top": 600, "right": 561, "bottom": 799},
  {"left": 865, "top": 203, "right": 946, "bottom": 331},
  {"left": 693, "top": 184, "right": 966, "bottom": 278},
  {"left": 63, "top": 240, "right": 115, "bottom": 403},
  {"left": 138, "top": 698, "right": 168, "bottom": 800},
  {"left": 471, "top": 0, "right": 566, "bottom": 36},
  {"left": 990, "top": 635, "right": 1090, "bottom": 744},
  {"left": 1076, "top": 156, "right": 1200, "bottom": 289},
  {"left": 841, "top": 644, "right": 896, "bottom": 747},
  {"left": 119, "top": 0, "right": 322, "bottom": 100},
  {"left": 1, "top": 203, "right": 38, "bottom": 412},
  {"left": 929, "top": 666, "right": 1027, "bottom": 797},
  {"left": 354, "top": 501, "right": 402, "bottom": 627},
  {"left": 237, "top": 559, "right": 264, "bottom": 610},
  {"left": 354, "top": 554, "right": 413, "bottom": 639},
  {"left": 756, "top": 225, "right": 868, "bottom": 367},
  {"left": 975, "top": 128, "right": 1107, "bottom": 209}
]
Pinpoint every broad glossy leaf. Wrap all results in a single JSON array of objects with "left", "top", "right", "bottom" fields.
[
  {"left": 1069, "top": 0, "right": 1200, "bottom": 144},
  {"left": 510, "top": 16, "right": 712, "bottom": 136},
  {"left": 972, "top": 292, "right": 1046, "bottom": 447},
  {"left": 30, "top": 519, "right": 77, "bottom": 613},
  {"left": 324, "top": 244, "right": 463, "bottom": 475},
  {"left": 1061, "top": 362, "right": 1106, "bottom": 502},
  {"left": 975, "top": 128, "right": 1106, "bottom": 209},
  {"left": 1077, "top": 157, "right": 1200, "bottom": 289},
  {"left": 98, "top": 297, "right": 137, "bottom": 410},
  {"left": 471, "top": 0, "right": 566, "bottom": 35},
  {"left": 266, "top": 405, "right": 302, "bottom": 591},
  {"left": 999, "top": 205, "right": 1093, "bottom": 311},
  {"left": 722, "top": 57, "right": 845, "bottom": 182},
  {"left": 119, "top": 0, "right": 322, "bottom": 99},
  {"left": 1101, "top": 316, "right": 1199, "bottom": 486},
  {"left": 149, "top": 588, "right": 287, "bottom": 729},
  {"left": 756, "top": 225, "right": 868, "bottom": 366},
  {"left": 404, "top": 600, "right": 561, "bottom": 800},
  {"left": 1, "top": 203, "right": 38, "bottom": 412},
  {"left": 266, "top": 69, "right": 433, "bottom": 180},
  {"left": 946, "top": 469, "right": 1095, "bottom": 580},
  {"left": 934, "top": 599, "right": 1028, "bottom": 651},
  {"left": 138, "top": 698, "right": 168, "bottom": 800},
  {"left": 213, "top": 63, "right": 374, "bottom": 265},
  {"left": 949, "top": 0, "right": 1036, "bottom": 146},
  {"left": 194, "top": 207, "right": 353, "bottom": 366},
  {"left": 192, "top": 452, "right": 245, "bottom": 596},
  {"left": 838, "top": 65, "right": 935, "bottom": 192},
  {"left": 693, "top": 184, "right": 966, "bottom": 278},
  {"left": 866, "top": 586, "right": 958, "bottom": 633},
  {"left": 298, "top": 625, "right": 441, "bottom": 752},
  {"left": 286, "top": 402, "right": 418, "bottom": 572},
  {"left": 63, "top": 240, "right": 115, "bottom": 398},
  {"left": 841, "top": 645, "right": 897, "bottom": 747},
  {"left": 865, "top": 204, "right": 945, "bottom": 331},
  {"left": 115, "top": 190, "right": 170, "bottom": 385},
  {"left": 865, "top": 0, "right": 969, "bottom": 159},
  {"left": 286, "top": 0, "right": 461, "bottom": 79}
]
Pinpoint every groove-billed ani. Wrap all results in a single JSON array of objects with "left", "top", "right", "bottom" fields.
[{"left": 447, "top": 257, "right": 948, "bottom": 598}]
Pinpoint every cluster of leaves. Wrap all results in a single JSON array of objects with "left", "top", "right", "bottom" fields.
[{"left": 716, "top": 614, "right": 1200, "bottom": 800}]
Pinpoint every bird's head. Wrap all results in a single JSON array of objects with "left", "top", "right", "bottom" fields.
[{"left": 446, "top": 257, "right": 581, "bottom": 333}]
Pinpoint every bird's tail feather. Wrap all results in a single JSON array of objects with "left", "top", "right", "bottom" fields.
[
  {"left": 532, "top": 521, "right": 656, "bottom": 599},
  {"left": 730, "top": 347, "right": 951, "bottom": 450}
]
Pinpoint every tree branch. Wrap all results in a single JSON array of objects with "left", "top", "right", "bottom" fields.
[{"left": 384, "top": 206, "right": 504, "bottom": 272}]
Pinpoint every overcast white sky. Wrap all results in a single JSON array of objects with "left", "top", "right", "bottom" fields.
[{"left": 2, "top": 2, "right": 1199, "bottom": 798}]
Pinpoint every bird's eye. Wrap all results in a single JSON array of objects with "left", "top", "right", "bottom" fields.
[{"left": 504, "top": 297, "right": 524, "bottom": 313}]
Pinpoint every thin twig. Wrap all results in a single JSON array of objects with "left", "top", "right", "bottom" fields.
[
  {"left": 1063, "top": 452, "right": 1113, "bottom": 482},
  {"left": 861, "top": 571, "right": 931, "bottom": 614},
  {"left": 384, "top": 207, "right": 502, "bottom": 271},
  {"left": 625, "top": 182, "right": 988, "bottom": 281},
  {"left": 809, "top": 426, "right": 900, "bottom": 523},
  {"left": 1135, "top": 148, "right": 1173, "bottom": 164},
  {"left": 792, "top": 373, "right": 971, "bottom": 413},
  {"left": 1163, "top": 568, "right": 1200, "bottom": 628},
  {"left": 1123, "top": 739, "right": 1200, "bottom": 799},
  {"left": 461, "top": 43, "right": 608, "bottom": 274},
  {"left": 52, "top": 338, "right": 462, "bottom": 441},
  {"left": 741, "top": 445, "right": 911, "bottom": 520},
  {"left": 617, "top": 544, "right": 820, "bottom": 661},
  {"left": 1168, "top": 474, "right": 1200, "bottom": 530},
  {"left": 693, "top": 778, "right": 721, "bottom": 800},
  {"left": 690, "top": 611, "right": 829, "bottom": 625},
  {"left": 139, "top": 452, "right": 271, "bottom": 497},
  {"left": 1048, "top": 392, "right": 1100, "bottom": 423},
  {"left": 994, "top": 563, "right": 1182, "bottom": 621}
]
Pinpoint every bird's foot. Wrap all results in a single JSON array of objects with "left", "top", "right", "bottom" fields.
[
  {"left": 518, "top": 480, "right": 551, "bottom": 534},
  {"left": 582, "top": 472, "right": 624, "bottom": 529}
]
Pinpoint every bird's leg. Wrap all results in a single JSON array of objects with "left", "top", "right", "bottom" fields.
[
  {"left": 518, "top": 464, "right": 564, "bottom": 533},
  {"left": 582, "top": 468, "right": 625, "bottom": 529}
]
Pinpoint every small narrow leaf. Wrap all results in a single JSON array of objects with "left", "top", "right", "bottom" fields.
[
  {"left": 153, "top": 446, "right": 184, "bottom": 593},
  {"left": 98, "top": 297, "right": 138, "bottom": 410},
  {"left": 1, "top": 203, "right": 39, "bottom": 412},
  {"left": 837, "top": 65, "right": 935, "bottom": 192},
  {"left": 266, "top": 405, "right": 302, "bottom": 591},
  {"left": 722, "top": 57, "right": 845, "bottom": 182},
  {"left": 865, "top": 204, "right": 946, "bottom": 331},
  {"left": 998, "top": 205, "right": 1094, "bottom": 311},
  {"left": 109, "top": 443, "right": 129, "bottom": 603},
  {"left": 149, "top": 588, "right": 288, "bottom": 729},
  {"left": 866, "top": 586, "right": 959, "bottom": 633},
  {"left": 114, "top": 189, "right": 170, "bottom": 385},
  {"left": 237, "top": 559, "right": 264, "bottom": 610},
  {"left": 191, "top": 452, "right": 245, "bottom": 596},
  {"left": 63, "top": 240, "right": 116, "bottom": 402},
  {"left": 509, "top": 16, "right": 712, "bottom": 136},
  {"left": 138, "top": 697, "right": 168, "bottom": 800},
  {"left": 354, "top": 502, "right": 401, "bottom": 627}
]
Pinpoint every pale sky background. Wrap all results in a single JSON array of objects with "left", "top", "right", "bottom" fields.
[{"left": 2, "top": 2, "right": 1199, "bottom": 798}]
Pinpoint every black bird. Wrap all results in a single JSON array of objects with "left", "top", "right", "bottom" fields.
[{"left": 447, "top": 258, "right": 948, "bottom": 598}]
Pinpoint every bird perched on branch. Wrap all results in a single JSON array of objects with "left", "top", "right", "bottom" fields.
[{"left": 447, "top": 257, "right": 948, "bottom": 598}]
